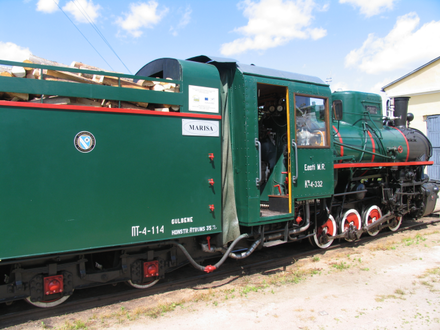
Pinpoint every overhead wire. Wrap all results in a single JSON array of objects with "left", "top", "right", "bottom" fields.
[
  {"left": 71, "top": 0, "right": 132, "bottom": 73},
  {"left": 54, "top": 0, "right": 131, "bottom": 73},
  {"left": 54, "top": 0, "right": 115, "bottom": 71}
]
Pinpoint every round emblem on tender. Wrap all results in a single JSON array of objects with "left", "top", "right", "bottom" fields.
[{"left": 74, "top": 131, "right": 96, "bottom": 153}]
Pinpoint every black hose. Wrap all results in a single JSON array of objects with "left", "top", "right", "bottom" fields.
[
  {"left": 229, "top": 238, "right": 262, "bottom": 259},
  {"left": 169, "top": 233, "right": 249, "bottom": 273}
]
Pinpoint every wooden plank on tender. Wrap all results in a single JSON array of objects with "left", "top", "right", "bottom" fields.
[
  {"left": 120, "top": 101, "right": 149, "bottom": 110},
  {"left": 22, "top": 60, "right": 35, "bottom": 73},
  {"left": 45, "top": 69, "right": 98, "bottom": 84},
  {"left": 11, "top": 66, "right": 26, "bottom": 78},
  {"left": 29, "top": 97, "right": 71, "bottom": 105},
  {"left": 152, "top": 81, "right": 178, "bottom": 92},
  {"left": 29, "top": 55, "right": 69, "bottom": 68},
  {"left": 135, "top": 101, "right": 149, "bottom": 108},
  {"left": 70, "top": 98, "right": 102, "bottom": 107},
  {"left": 3, "top": 92, "right": 29, "bottom": 101},
  {"left": 71, "top": 61, "right": 102, "bottom": 79},
  {"left": 136, "top": 79, "right": 155, "bottom": 88},
  {"left": 26, "top": 70, "right": 38, "bottom": 79},
  {"left": 102, "top": 100, "right": 148, "bottom": 110},
  {"left": 92, "top": 74, "right": 149, "bottom": 90}
]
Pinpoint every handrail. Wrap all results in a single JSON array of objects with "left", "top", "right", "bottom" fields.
[
  {"left": 291, "top": 140, "right": 298, "bottom": 183},
  {"left": 255, "top": 138, "right": 262, "bottom": 186}
]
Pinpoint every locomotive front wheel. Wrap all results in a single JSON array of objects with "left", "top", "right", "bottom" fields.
[
  {"left": 310, "top": 215, "right": 337, "bottom": 249},
  {"left": 25, "top": 293, "right": 72, "bottom": 308},
  {"left": 127, "top": 278, "right": 159, "bottom": 289},
  {"left": 388, "top": 216, "right": 403, "bottom": 232},
  {"left": 340, "top": 209, "right": 362, "bottom": 242},
  {"left": 363, "top": 205, "right": 382, "bottom": 236}
]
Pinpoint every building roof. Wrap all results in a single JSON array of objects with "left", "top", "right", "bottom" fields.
[{"left": 381, "top": 56, "right": 440, "bottom": 91}]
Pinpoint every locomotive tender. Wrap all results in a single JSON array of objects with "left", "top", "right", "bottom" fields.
[{"left": 0, "top": 55, "right": 437, "bottom": 307}]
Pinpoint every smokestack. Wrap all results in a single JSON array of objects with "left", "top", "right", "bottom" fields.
[{"left": 393, "top": 97, "right": 410, "bottom": 128}]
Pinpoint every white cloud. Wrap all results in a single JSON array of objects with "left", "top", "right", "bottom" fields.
[
  {"left": 63, "top": 0, "right": 101, "bottom": 24},
  {"left": 370, "top": 78, "right": 392, "bottom": 93},
  {"left": 116, "top": 1, "right": 169, "bottom": 38},
  {"left": 331, "top": 81, "right": 350, "bottom": 92},
  {"left": 36, "top": 0, "right": 59, "bottom": 13},
  {"left": 339, "top": 0, "right": 397, "bottom": 17},
  {"left": 345, "top": 12, "right": 440, "bottom": 74},
  {"left": 170, "top": 6, "right": 192, "bottom": 37},
  {"left": 0, "top": 42, "right": 31, "bottom": 61},
  {"left": 220, "top": 0, "right": 327, "bottom": 56}
]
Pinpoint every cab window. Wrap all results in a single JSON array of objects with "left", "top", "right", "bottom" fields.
[{"left": 295, "top": 95, "right": 328, "bottom": 147}]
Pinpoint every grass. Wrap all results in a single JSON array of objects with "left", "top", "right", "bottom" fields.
[
  {"left": 331, "top": 261, "right": 350, "bottom": 271},
  {"left": 376, "top": 288, "right": 406, "bottom": 302},
  {"left": 370, "top": 232, "right": 431, "bottom": 252},
  {"left": 416, "top": 267, "right": 440, "bottom": 292},
  {"left": 371, "top": 242, "right": 397, "bottom": 251},
  {"left": 60, "top": 320, "right": 87, "bottom": 330},
  {"left": 420, "top": 267, "right": 440, "bottom": 277}
]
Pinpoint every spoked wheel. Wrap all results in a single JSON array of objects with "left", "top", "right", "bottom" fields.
[
  {"left": 25, "top": 292, "right": 72, "bottom": 308},
  {"left": 388, "top": 215, "right": 403, "bottom": 232},
  {"left": 340, "top": 209, "right": 361, "bottom": 242},
  {"left": 309, "top": 215, "right": 337, "bottom": 249},
  {"left": 127, "top": 278, "right": 159, "bottom": 289},
  {"left": 363, "top": 205, "right": 382, "bottom": 236}
]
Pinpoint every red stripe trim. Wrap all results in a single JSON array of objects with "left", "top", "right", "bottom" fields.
[
  {"left": 334, "top": 161, "right": 433, "bottom": 169},
  {"left": 390, "top": 126, "right": 410, "bottom": 162},
  {"left": 0, "top": 100, "right": 222, "bottom": 120},
  {"left": 367, "top": 130, "right": 375, "bottom": 162},
  {"left": 332, "top": 125, "right": 343, "bottom": 163}
]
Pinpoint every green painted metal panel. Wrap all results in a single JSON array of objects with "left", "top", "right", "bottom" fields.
[
  {"left": 291, "top": 148, "right": 334, "bottom": 199},
  {"left": 227, "top": 69, "right": 334, "bottom": 226},
  {"left": 331, "top": 91, "right": 409, "bottom": 163},
  {"left": 332, "top": 91, "right": 383, "bottom": 129},
  {"left": 291, "top": 88, "right": 334, "bottom": 199},
  {"left": 0, "top": 105, "right": 221, "bottom": 260}
]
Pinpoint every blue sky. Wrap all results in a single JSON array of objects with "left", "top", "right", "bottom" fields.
[{"left": 1, "top": 0, "right": 439, "bottom": 95}]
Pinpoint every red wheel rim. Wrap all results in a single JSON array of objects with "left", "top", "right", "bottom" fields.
[
  {"left": 318, "top": 218, "right": 336, "bottom": 237},
  {"left": 344, "top": 212, "right": 360, "bottom": 230},
  {"left": 367, "top": 208, "right": 381, "bottom": 225}
]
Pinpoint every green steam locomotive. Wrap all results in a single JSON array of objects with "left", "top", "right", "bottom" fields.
[{"left": 0, "top": 55, "right": 436, "bottom": 307}]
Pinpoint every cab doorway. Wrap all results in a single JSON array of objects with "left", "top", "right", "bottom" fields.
[{"left": 256, "top": 83, "right": 291, "bottom": 217}]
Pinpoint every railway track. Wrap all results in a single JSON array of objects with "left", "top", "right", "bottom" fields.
[{"left": 2, "top": 215, "right": 440, "bottom": 329}]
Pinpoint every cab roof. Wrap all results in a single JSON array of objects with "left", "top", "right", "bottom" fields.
[{"left": 187, "top": 55, "right": 326, "bottom": 86}]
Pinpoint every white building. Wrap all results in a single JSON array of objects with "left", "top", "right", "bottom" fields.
[
  {"left": 382, "top": 57, "right": 440, "bottom": 212},
  {"left": 382, "top": 56, "right": 440, "bottom": 136},
  {"left": 382, "top": 56, "right": 440, "bottom": 181}
]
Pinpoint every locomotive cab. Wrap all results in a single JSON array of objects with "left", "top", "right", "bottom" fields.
[{"left": 189, "top": 57, "right": 334, "bottom": 232}]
